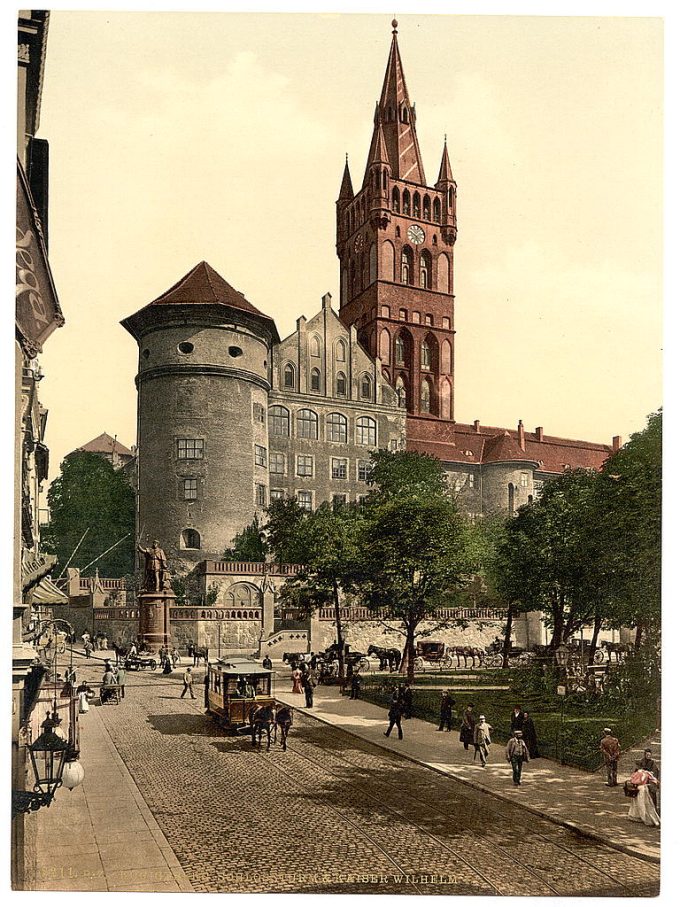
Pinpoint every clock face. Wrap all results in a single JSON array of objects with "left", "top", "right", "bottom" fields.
[
  {"left": 407, "top": 224, "right": 425, "bottom": 245},
  {"left": 354, "top": 234, "right": 364, "bottom": 252}
]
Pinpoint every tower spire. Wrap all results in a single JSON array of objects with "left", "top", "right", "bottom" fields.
[
  {"left": 371, "top": 19, "right": 426, "bottom": 183},
  {"left": 436, "top": 136, "right": 454, "bottom": 185},
  {"left": 337, "top": 155, "right": 354, "bottom": 203}
]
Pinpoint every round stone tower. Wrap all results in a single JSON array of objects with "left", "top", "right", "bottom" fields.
[{"left": 121, "top": 261, "right": 279, "bottom": 569}]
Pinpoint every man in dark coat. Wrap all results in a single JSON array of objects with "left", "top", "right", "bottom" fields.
[
  {"left": 600, "top": 728, "right": 621, "bottom": 786},
  {"left": 522, "top": 710, "right": 540, "bottom": 758},
  {"left": 302, "top": 669, "right": 316, "bottom": 708},
  {"left": 438, "top": 692, "right": 455, "bottom": 732},
  {"left": 401, "top": 683, "right": 413, "bottom": 719},
  {"left": 459, "top": 703, "right": 475, "bottom": 750},
  {"left": 510, "top": 705, "right": 524, "bottom": 733},
  {"left": 385, "top": 691, "right": 404, "bottom": 739}
]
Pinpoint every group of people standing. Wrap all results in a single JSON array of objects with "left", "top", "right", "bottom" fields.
[
  {"left": 290, "top": 662, "right": 318, "bottom": 708},
  {"left": 601, "top": 728, "right": 660, "bottom": 827}
]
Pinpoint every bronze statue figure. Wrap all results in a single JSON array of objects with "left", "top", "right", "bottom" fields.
[{"left": 137, "top": 539, "right": 168, "bottom": 592}]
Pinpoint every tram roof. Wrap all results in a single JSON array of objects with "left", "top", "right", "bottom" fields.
[{"left": 211, "top": 657, "right": 272, "bottom": 676}]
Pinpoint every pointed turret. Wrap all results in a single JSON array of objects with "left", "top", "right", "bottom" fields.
[
  {"left": 436, "top": 138, "right": 455, "bottom": 187},
  {"left": 373, "top": 20, "right": 426, "bottom": 183},
  {"left": 337, "top": 155, "right": 354, "bottom": 205},
  {"left": 363, "top": 119, "right": 391, "bottom": 186}
]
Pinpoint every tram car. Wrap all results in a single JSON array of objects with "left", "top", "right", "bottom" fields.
[{"left": 206, "top": 657, "right": 275, "bottom": 733}]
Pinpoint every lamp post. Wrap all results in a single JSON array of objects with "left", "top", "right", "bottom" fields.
[{"left": 555, "top": 644, "right": 569, "bottom": 763}]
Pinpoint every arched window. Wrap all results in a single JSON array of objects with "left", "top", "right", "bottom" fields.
[
  {"left": 433, "top": 198, "right": 441, "bottom": 223},
  {"left": 356, "top": 416, "right": 377, "bottom": 446},
  {"left": 382, "top": 170, "right": 387, "bottom": 191},
  {"left": 297, "top": 408, "right": 318, "bottom": 439},
  {"left": 283, "top": 363, "right": 295, "bottom": 389},
  {"left": 402, "top": 189, "right": 411, "bottom": 216},
  {"left": 268, "top": 405, "right": 290, "bottom": 437},
  {"left": 382, "top": 240, "right": 395, "bottom": 281},
  {"left": 369, "top": 243, "right": 377, "bottom": 283},
  {"left": 392, "top": 187, "right": 400, "bottom": 213},
  {"left": 335, "top": 339, "right": 347, "bottom": 362},
  {"left": 341, "top": 267, "right": 348, "bottom": 303},
  {"left": 401, "top": 106, "right": 409, "bottom": 124},
  {"left": 448, "top": 187, "right": 454, "bottom": 209},
  {"left": 440, "top": 378, "right": 452, "bottom": 419},
  {"left": 309, "top": 335, "right": 321, "bottom": 357},
  {"left": 335, "top": 371, "right": 347, "bottom": 396},
  {"left": 420, "top": 379, "right": 431, "bottom": 414},
  {"left": 423, "top": 195, "right": 431, "bottom": 221},
  {"left": 395, "top": 334, "right": 405, "bottom": 366},
  {"left": 419, "top": 250, "right": 432, "bottom": 289},
  {"left": 441, "top": 339, "right": 452, "bottom": 375},
  {"left": 413, "top": 192, "right": 421, "bottom": 218},
  {"left": 437, "top": 252, "right": 450, "bottom": 293},
  {"left": 327, "top": 413, "right": 348, "bottom": 443},
  {"left": 225, "top": 583, "right": 255, "bottom": 609},
  {"left": 379, "top": 328, "right": 390, "bottom": 363},
  {"left": 310, "top": 368, "right": 321, "bottom": 392},
  {"left": 401, "top": 246, "right": 414, "bottom": 284},
  {"left": 421, "top": 337, "right": 434, "bottom": 370},
  {"left": 396, "top": 375, "right": 407, "bottom": 408},
  {"left": 180, "top": 528, "right": 201, "bottom": 550},
  {"left": 360, "top": 374, "right": 372, "bottom": 399}
]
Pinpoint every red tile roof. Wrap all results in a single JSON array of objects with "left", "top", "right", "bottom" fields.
[
  {"left": 77, "top": 432, "right": 133, "bottom": 457},
  {"left": 147, "top": 261, "right": 270, "bottom": 319}
]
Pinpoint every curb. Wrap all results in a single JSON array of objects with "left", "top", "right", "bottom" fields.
[{"left": 280, "top": 700, "right": 660, "bottom": 866}]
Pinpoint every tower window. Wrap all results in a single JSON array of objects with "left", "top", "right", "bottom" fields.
[
  {"left": 283, "top": 363, "right": 295, "bottom": 388},
  {"left": 180, "top": 528, "right": 201, "bottom": 550},
  {"left": 433, "top": 198, "right": 441, "bottom": 223},
  {"left": 310, "top": 368, "right": 321, "bottom": 392},
  {"left": 178, "top": 341, "right": 194, "bottom": 354},
  {"left": 327, "top": 413, "right": 348, "bottom": 443},
  {"left": 412, "top": 311, "right": 421, "bottom": 325},
  {"left": 392, "top": 187, "right": 400, "bottom": 213},
  {"left": 356, "top": 416, "right": 377, "bottom": 447},
  {"left": 228, "top": 346, "right": 243, "bottom": 358},
  {"left": 395, "top": 335, "right": 406, "bottom": 366},
  {"left": 331, "top": 458, "right": 348, "bottom": 480},
  {"left": 401, "top": 247, "right": 414, "bottom": 285},
  {"left": 413, "top": 192, "right": 421, "bottom": 218},
  {"left": 423, "top": 196, "right": 431, "bottom": 221},
  {"left": 255, "top": 445, "right": 267, "bottom": 468},
  {"left": 253, "top": 402, "right": 265, "bottom": 424},
  {"left": 177, "top": 438, "right": 204, "bottom": 459},
  {"left": 297, "top": 491, "right": 313, "bottom": 512},
  {"left": 443, "top": 316, "right": 451, "bottom": 330},
  {"left": 398, "top": 308, "right": 408, "bottom": 322},
  {"left": 402, "top": 189, "right": 411, "bottom": 216},
  {"left": 296, "top": 455, "right": 314, "bottom": 477},
  {"left": 420, "top": 379, "right": 432, "bottom": 414},
  {"left": 255, "top": 484, "right": 267, "bottom": 508},
  {"left": 297, "top": 408, "right": 318, "bottom": 440},
  {"left": 268, "top": 405, "right": 290, "bottom": 437},
  {"left": 424, "top": 313, "right": 433, "bottom": 326},
  {"left": 380, "top": 305, "right": 390, "bottom": 318},
  {"left": 270, "top": 488, "right": 285, "bottom": 502},
  {"left": 396, "top": 375, "right": 407, "bottom": 408},
  {"left": 183, "top": 478, "right": 198, "bottom": 500},
  {"left": 419, "top": 251, "right": 432, "bottom": 289},
  {"left": 421, "top": 337, "right": 435, "bottom": 371},
  {"left": 269, "top": 452, "right": 286, "bottom": 475}
]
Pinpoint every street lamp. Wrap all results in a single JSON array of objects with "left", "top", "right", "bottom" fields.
[
  {"left": 12, "top": 707, "right": 68, "bottom": 816},
  {"left": 554, "top": 644, "right": 569, "bottom": 764}
]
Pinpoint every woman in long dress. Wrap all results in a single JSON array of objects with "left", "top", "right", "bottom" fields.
[
  {"left": 291, "top": 667, "right": 303, "bottom": 694},
  {"left": 627, "top": 769, "right": 660, "bottom": 827}
]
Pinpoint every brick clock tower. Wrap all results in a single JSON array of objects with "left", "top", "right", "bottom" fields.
[{"left": 337, "top": 20, "right": 457, "bottom": 430}]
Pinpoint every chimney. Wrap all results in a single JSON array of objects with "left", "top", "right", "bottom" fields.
[
  {"left": 473, "top": 420, "right": 480, "bottom": 433},
  {"left": 612, "top": 435, "right": 622, "bottom": 452},
  {"left": 535, "top": 426, "right": 544, "bottom": 442},
  {"left": 517, "top": 420, "right": 525, "bottom": 451}
]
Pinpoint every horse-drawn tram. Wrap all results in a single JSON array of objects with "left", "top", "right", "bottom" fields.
[{"left": 206, "top": 657, "right": 275, "bottom": 733}]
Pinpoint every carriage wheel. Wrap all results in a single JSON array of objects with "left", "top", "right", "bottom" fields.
[
  {"left": 593, "top": 648, "right": 605, "bottom": 665},
  {"left": 358, "top": 657, "right": 371, "bottom": 673},
  {"left": 441, "top": 655, "right": 454, "bottom": 670},
  {"left": 489, "top": 654, "right": 503, "bottom": 669},
  {"left": 149, "top": 659, "right": 157, "bottom": 671},
  {"left": 414, "top": 656, "right": 425, "bottom": 673}
]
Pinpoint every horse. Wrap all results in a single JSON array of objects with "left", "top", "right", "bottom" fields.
[
  {"left": 367, "top": 645, "right": 401, "bottom": 672},
  {"left": 450, "top": 645, "right": 485, "bottom": 669},
  {"left": 193, "top": 646, "right": 209, "bottom": 666},
  {"left": 249, "top": 704, "right": 275, "bottom": 751},
  {"left": 273, "top": 705, "right": 293, "bottom": 751}
]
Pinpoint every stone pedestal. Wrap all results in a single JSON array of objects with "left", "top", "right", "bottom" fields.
[{"left": 138, "top": 591, "right": 175, "bottom": 650}]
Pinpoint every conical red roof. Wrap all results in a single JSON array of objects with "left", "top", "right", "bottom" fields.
[{"left": 147, "top": 261, "right": 268, "bottom": 318}]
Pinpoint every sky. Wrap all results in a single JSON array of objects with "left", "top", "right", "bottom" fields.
[{"left": 15, "top": 6, "right": 667, "bottom": 481}]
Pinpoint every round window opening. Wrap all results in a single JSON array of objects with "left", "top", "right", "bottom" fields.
[
  {"left": 229, "top": 346, "right": 243, "bottom": 358},
  {"left": 178, "top": 341, "right": 194, "bottom": 354},
  {"left": 142, "top": 349, "right": 150, "bottom": 359}
]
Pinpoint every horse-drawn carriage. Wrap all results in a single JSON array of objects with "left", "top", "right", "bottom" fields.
[
  {"left": 413, "top": 641, "right": 454, "bottom": 672},
  {"left": 482, "top": 639, "right": 533, "bottom": 668},
  {"left": 124, "top": 651, "right": 158, "bottom": 671}
]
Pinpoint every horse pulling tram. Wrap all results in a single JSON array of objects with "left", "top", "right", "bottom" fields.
[{"left": 206, "top": 657, "right": 275, "bottom": 734}]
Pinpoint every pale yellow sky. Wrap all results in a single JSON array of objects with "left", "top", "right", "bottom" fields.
[{"left": 27, "top": 10, "right": 664, "bottom": 478}]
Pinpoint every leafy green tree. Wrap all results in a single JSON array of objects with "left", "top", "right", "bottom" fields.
[
  {"left": 265, "top": 497, "right": 311, "bottom": 565},
  {"left": 223, "top": 517, "right": 267, "bottom": 562},
  {"left": 271, "top": 501, "right": 365, "bottom": 681},
  {"left": 356, "top": 451, "right": 474, "bottom": 681},
  {"left": 44, "top": 452, "right": 135, "bottom": 577}
]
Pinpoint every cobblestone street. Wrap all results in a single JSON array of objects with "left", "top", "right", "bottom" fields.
[{"left": 68, "top": 659, "right": 660, "bottom": 896}]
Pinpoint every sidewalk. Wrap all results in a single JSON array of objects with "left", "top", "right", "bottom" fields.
[
  {"left": 32, "top": 653, "right": 194, "bottom": 892},
  {"left": 276, "top": 674, "right": 661, "bottom": 863}
]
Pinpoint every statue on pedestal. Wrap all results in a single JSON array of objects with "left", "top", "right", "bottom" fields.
[{"left": 137, "top": 539, "right": 168, "bottom": 593}]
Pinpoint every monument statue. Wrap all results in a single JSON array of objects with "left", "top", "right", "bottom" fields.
[{"left": 137, "top": 539, "right": 168, "bottom": 593}]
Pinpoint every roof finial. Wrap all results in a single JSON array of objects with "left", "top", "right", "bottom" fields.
[
  {"left": 392, "top": 18, "right": 398, "bottom": 34},
  {"left": 444, "top": 133, "right": 447, "bottom": 144},
  {"left": 345, "top": 152, "right": 348, "bottom": 163}
]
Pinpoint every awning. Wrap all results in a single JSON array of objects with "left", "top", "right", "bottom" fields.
[
  {"left": 30, "top": 576, "right": 68, "bottom": 606},
  {"left": 21, "top": 551, "right": 58, "bottom": 593}
]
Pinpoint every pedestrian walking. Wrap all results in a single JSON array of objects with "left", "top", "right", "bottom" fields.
[
  {"left": 350, "top": 671, "right": 362, "bottom": 700},
  {"left": 437, "top": 691, "right": 455, "bottom": 731},
  {"left": 302, "top": 670, "right": 316, "bottom": 707},
  {"left": 600, "top": 727, "right": 621, "bottom": 786},
  {"left": 180, "top": 667, "right": 196, "bottom": 699},
  {"left": 115, "top": 665, "right": 126, "bottom": 699},
  {"left": 163, "top": 656, "right": 173, "bottom": 675},
  {"left": 510, "top": 705, "right": 524, "bottom": 733},
  {"left": 77, "top": 681, "right": 94, "bottom": 714},
  {"left": 204, "top": 672, "right": 210, "bottom": 709},
  {"left": 171, "top": 646, "right": 181, "bottom": 666},
  {"left": 401, "top": 682, "right": 413, "bottom": 719},
  {"left": 384, "top": 691, "right": 404, "bottom": 740},
  {"left": 625, "top": 768, "right": 660, "bottom": 827},
  {"left": 521, "top": 710, "right": 540, "bottom": 758},
  {"left": 262, "top": 655, "right": 273, "bottom": 670},
  {"left": 291, "top": 666, "right": 303, "bottom": 694},
  {"left": 636, "top": 749, "right": 660, "bottom": 810},
  {"left": 506, "top": 729, "right": 530, "bottom": 786},
  {"left": 459, "top": 703, "right": 475, "bottom": 750},
  {"left": 474, "top": 715, "right": 493, "bottom": 766},
  {"left": 187, "top": 641, "right": 195, "bottom": 662}
]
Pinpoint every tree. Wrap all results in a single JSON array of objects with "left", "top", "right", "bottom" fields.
[
  {"left": 223, "top": 517, "right": 267, "bottom": 562},
  {"left": 44, "top": 452, "right": 135, "bottom": 577},
  {"left": 269, "top": 500, "right": 365, "bottom": 681},
  {"left": 356, "top": 451, "right": 473, "bottom": 681},
  {"left": 265, "top": 497, "right": 311, "bottom": 565}
]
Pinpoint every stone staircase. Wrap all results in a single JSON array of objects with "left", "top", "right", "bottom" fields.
[{"left": 258, "top": 629, "right": 309, "bottom": 660}]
